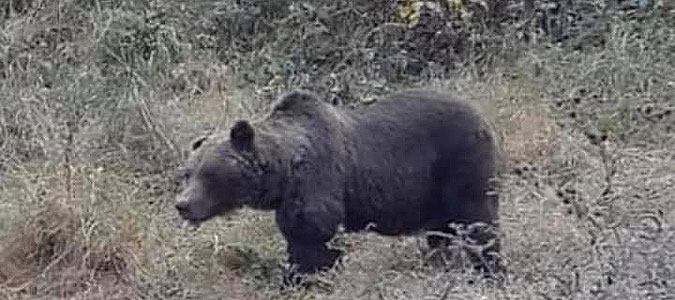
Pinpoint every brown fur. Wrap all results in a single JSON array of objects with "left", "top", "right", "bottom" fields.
[{"left": 175, "top": 89, "right": 502, "bottom": 283}]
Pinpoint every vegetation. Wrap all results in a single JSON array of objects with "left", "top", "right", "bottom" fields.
[{"left": 1, "top": 0, "right": 673, "bottom": 299}]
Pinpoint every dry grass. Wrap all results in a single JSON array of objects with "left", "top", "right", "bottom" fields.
[{"left": 1, "top": 1, "right": 673, "bottom": 299}]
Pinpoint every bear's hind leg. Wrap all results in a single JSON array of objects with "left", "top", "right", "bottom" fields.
[
  {"left": 425, "top": 223, "right": 502, "bottom": 276},
  {"left": 464, "top": 221, "right": 503, "bottom": 276},
  {"left": 424, "top": 226, "right": 458, "bottom": 269},
  {"left": 430, "top": 183, "right": 503, "bottom": 277}
]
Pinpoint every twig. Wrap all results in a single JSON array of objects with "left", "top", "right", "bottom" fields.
[{"left": 131, "top": 88, "right": 181, "bottom": 161}]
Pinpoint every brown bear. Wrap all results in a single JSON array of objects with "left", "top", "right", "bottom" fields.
[{"left": 175, "top": 89, "right": 502, "bottom": 283}]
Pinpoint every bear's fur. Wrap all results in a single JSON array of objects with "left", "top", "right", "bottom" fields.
[{"left": 175, "top": 90, "right": 502, "bottom": 281}]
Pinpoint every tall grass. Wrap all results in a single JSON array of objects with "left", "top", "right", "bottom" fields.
[{"left": 1, "top": 1, "right": 673, "bottom": 299}]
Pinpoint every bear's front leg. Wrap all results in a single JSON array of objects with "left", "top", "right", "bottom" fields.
[
  {"left": 283, "top": 241, "right": 342, "bottom": 286},
  {"left": 276, "top": 196, "right": 344, "bottom": 285},
  {"left": 287, "top": 241, "right": 342, "bottom": 273}
]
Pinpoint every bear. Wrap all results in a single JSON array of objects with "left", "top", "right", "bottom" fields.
[{"left": 175, "top": 89, "right": 502, "bottom": 283}]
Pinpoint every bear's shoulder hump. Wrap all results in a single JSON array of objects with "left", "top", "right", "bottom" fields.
[{"left": 271, "top": 90, "right": 323, "bottom": 115}]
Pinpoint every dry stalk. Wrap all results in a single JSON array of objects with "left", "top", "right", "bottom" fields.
[{"left": 131, "top": 88, "right": 181, "bottom": 162}]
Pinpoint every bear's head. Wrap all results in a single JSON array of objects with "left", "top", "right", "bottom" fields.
[{"left": 175, "top": 120, "right": 265, "bottom": 223}]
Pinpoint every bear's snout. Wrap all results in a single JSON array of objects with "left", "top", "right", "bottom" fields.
[
  {"left": 175, "top": 201, "right": 190, "bottom": 218},
  {"left": 175, "top": 201, "right": 189, "bottom": 214},
  {"left": 175, "top": 199, "right": 199, "bottom": 221}
]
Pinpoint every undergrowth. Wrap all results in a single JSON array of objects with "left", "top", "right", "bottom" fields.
[{"left": 1, "top": 1, "right": 673, "bottom": 299}]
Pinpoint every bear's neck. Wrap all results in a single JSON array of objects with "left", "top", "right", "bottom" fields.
[
  {"left": 244, "top": 118, "right": 347, "bottom": 211},
  {"left": 243, "top": 126, "right": 298, "bottom": 211}
]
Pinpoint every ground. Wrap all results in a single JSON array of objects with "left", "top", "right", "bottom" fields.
[{"left": 0, "top": 1, "right": 673, "bottom": 299}]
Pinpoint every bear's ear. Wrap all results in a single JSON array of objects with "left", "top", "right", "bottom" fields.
[
  {"left": 191, "top": 136, "right": 208, "bottom": 151},
  {"left": 230, "top": 120, "right": 255, "bottom": 153}
]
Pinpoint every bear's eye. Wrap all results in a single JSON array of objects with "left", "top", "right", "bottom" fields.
[{"left": 180, "top": 169, "right": 191, "bottom": 181}]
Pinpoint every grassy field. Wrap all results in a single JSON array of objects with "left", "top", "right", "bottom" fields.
[{"left": 1, "top": 1, "right": 674, "bottom": 299}]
